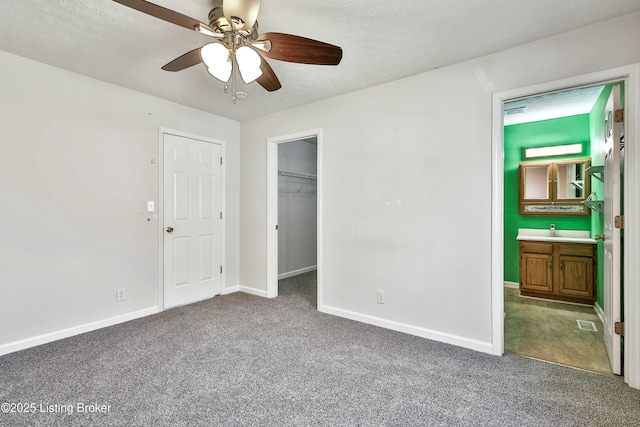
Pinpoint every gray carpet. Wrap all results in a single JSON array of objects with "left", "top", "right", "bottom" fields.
[{"left": 1, "top": 271, "right": 639, "bottom": 426}]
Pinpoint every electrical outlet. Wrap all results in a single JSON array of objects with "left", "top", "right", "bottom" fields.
[
  {"left": 116, "top": 288, "right": 126, "bottom": 302},
  {"left": 377, "top": 290, "right": 386, "bottom": 304}
]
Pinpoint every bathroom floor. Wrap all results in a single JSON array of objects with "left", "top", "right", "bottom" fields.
[{"left": 504, "top": 287, "right": 614, "bottom": 376}]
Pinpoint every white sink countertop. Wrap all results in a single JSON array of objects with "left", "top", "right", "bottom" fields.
[{"left": 516, "top": 228, "right": 597, "bottom": 244}]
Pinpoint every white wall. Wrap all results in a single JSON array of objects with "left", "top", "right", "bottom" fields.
[
  {"left": 0, "top": 51, "right": 240, "bottom": 353},
  {"left": 278, "top": 140, "right": 317, "bottom": 277},
  {"left": 240, "top": 12, "right": 640, "bottom": 352}
]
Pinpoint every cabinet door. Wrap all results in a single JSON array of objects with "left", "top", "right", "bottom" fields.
[
  {"left": 521, "top": 253, "right": 553, "bottom": 293},
  {"left": 558, "top": 255, "right": 593, "bottom": 298},
  {"left": 520, "top": 163, "right": 551, "bottom": 202}
]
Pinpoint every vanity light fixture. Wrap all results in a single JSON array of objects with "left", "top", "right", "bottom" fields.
[{"left": 525, "top": 143, "right": 582, "bottom": 159}]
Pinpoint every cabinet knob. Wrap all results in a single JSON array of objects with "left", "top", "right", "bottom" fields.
[{"left": 595, "top": 234, "right": 605, "bottom": 241}]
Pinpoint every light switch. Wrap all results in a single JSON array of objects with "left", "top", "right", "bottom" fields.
[{"left": 147, "top": 201, "right": 155, "bottom": 212}]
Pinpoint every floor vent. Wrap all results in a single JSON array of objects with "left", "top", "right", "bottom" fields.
[{"left": 577, "top": 320, "right": 598, "bottom": 332}]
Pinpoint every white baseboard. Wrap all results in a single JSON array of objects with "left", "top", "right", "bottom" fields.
[
  {"left": 0, "top": 306, "right": 159, "bottom": 357},
  {"left": 239, "top": 286, "right": 269, "bottom": 298},
  {"left": 594, "top": 302, "right": 605, "bottom": 324},
  {"left": 318, "top": 304, "right": 494, "bottom": 354},
  {"left": 504, "top": 281, "right": 519, "bottom": 289},
  {"left": 278, "top": 265, "right": 317, "bottom": 280},
  {"left": 221, "top": 285, "right": 240, "bottom": 295}
]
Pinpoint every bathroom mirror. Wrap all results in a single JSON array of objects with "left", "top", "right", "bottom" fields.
[
  {"left": 522, "top": 165, "right": 550, "bottom": 199},
  {"left": 556, "top": 163, "right": 585, "bottom": 200},
  {"left": 519, "top": 158, "right": 591, "bottom": 216}
]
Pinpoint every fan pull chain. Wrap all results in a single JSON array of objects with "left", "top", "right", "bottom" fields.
[{"left": 231, "top": 58, "right": 237, "bottom": 104}]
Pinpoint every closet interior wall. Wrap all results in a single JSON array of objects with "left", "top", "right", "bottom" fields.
[{"left": 278, "top": 138, "right": 318, "bottom": 278}]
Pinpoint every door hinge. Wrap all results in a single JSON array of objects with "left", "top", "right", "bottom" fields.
[
  {"left": 220, "top": 211, "right": 223, "bottom": 220},
  {"left": 275, "top": 224, "right": 279, "bottom": 230},
  {"left": 615, "top": 321, "right": 625, "bottom": 336},
  {"left": 615, "top": 215, "right": 624, "bottom": 229},
  {"left": 220, "top": 266, "right": 223, "bottom": 274},
  {"left": 614, "top": 109, "right": 624, "bottom": 123},
  {"left": 220, "top": 157, "right": 223, "bottom": 165}
]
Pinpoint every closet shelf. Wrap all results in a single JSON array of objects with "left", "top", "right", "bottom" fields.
[
  {"left": 278, "top": 169, "right": 317, "bottom": 194},
  {"left": 278, "top": 170, "right": 317, "bottom": 181}
]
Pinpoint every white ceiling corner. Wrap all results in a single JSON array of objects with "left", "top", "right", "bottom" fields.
[{"left": 1, "top": 1, "right": 640, "bottom": 122}]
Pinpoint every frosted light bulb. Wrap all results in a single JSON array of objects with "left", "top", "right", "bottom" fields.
[
  {"left": 235, "top": 46, "right": 263, "bottom": 84},
  {"left": 201, "top": 43, "right": 232, "bottom": 82}
]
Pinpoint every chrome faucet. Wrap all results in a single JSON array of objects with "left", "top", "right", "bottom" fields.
[{"left": 550, "top": 224, "right": 556, "bottom": 237}]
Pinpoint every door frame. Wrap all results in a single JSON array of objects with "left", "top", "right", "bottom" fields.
[
  {"left": 266, "top": 129, "right": 322, "bottom": 300},
  {"left": 158, "top": 127, "right": 226, "bottom": 310},
  {"left": 491, "top": 64, "right": 640, "bottom": 388}
]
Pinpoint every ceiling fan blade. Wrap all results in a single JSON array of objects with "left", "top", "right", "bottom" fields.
[
  {"left": 162, "top": 48, "right": 203, "bottom": 72},
  {"left": 223, "top": 0, "right": 261, "bottom": 31},
  {"left": 113, "top": 0, "right": 215, "bottom": 33},
  {"left": 257, "top": 33, "right": 342, "bottom": 65},
  {"left": 256, "top": 58, "right": 281, "bottom": 92}
]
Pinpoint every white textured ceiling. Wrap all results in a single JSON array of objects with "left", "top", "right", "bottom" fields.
[
  {"left": 504, "top": 85, "right": 605, "bottom": 126},
  {"left": 2, "top": 1, "right": 640, "bottom": 121}
]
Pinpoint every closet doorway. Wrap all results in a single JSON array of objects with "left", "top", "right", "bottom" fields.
[{"left": 266, "top": 129, "right": 322, "bottom": 301}]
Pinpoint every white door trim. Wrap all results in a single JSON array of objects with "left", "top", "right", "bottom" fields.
[
  {"left": 158, "top": 127, "right": 226, "bottom": 310},
  {"left": 491, "top": 64, "right": 640, "bottom": 389},
  {"left": 266, "top": 129, "right": 322, "bottom": 301}
]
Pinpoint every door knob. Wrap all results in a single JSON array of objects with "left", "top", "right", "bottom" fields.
[
  {"left": 166, "top": 226, "right": 174, "bottom": 233},
  {"left": 595, "top": 234, "right": 605, "bottom": 241}
]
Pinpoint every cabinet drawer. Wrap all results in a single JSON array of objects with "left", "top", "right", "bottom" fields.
[
  {"left": 520, "top": 241, "right": 553, "bottom": 254},
  {"left": 558, "top": 244, "right": 594, "bottom": 257}
]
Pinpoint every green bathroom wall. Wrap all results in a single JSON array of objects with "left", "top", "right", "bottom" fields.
[{"left": 504, "top": 115, "right": 592, "bottom": 284}]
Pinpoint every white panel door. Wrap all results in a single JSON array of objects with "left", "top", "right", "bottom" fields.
[
  {"left": 163, "top": 134, "right": 222, "bottom": 308},
  {"left": 603, "top": 85, "right": 622, "bottom": 375}
]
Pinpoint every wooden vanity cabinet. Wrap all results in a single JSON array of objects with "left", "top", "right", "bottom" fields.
[
  {"left": 520, "top": 242, "right": 553, "bottom": 294},
  {"left": 519, "top": 241, "right": 595, "bottom": 304}
]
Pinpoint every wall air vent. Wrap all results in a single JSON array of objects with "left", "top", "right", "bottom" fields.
[{"left": 504, "top": 106, "right": 526, "bottom": 115}]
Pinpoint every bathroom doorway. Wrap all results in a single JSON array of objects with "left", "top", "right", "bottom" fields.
[{"left": 500, "top": 81, "right": 624, "bottom": 376}]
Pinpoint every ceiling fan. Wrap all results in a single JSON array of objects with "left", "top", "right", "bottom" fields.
[{"left": 113, "top": 0, "right": 343, "bottom": 101}]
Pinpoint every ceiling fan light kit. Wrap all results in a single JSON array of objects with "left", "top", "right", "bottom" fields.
[
  {"left": 235, "top": 46, "right": 263, "bottom": 84},
  {"left": 201, "top": 43, "right": 232, "bottom": 82},
  {"left": 113, "top": 0, "right": 342, "bottom": 101}
]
